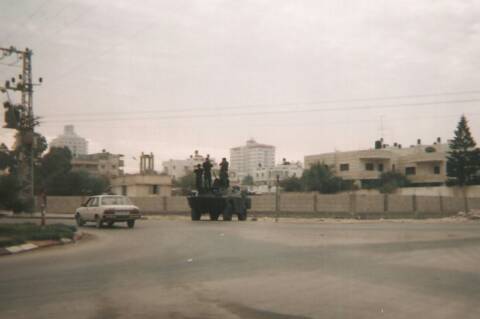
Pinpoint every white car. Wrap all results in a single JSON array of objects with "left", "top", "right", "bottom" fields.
[{"left": 75, "top": 195, "right": 141, "bottom": 228}]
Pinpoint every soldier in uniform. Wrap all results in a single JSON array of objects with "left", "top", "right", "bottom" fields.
[
  {"left": 203, "top": 155, "right": 213, "bottom": 190},
  {"left": 193, "top": 164, "right": 203, "bottom": 192},
  {"left": 219, "top": 157, "right": 229, "bottom": 188}
]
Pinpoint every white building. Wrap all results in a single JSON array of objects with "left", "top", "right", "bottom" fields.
[
  {"left": 230, "top": 139, "right": 275, "bottom": 181},
  {"left": 253, "top": 159, "right": 304, "bottom": 185},
  {"left": 162, "top": 150, "right": 218, "bottom": 181},
  {"left": 50, "top": 125, "right": 88, "bottom": 157}
]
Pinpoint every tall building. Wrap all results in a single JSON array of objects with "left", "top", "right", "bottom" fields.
[
  {"left": 304, "top": 138, "right": 449, "bottom": 187},
  {"left": 230, "top": 139, "right": 275, "bottom": 180},
  {"left": 50, "top": 125, "right": 88, "bottom": 157}
]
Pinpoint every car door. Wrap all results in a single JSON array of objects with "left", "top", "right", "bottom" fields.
[
  {"left": 78, "top": 197, "right": 91, "bottom": 218},
  {"left": 86, "top": 197, "right": 99, "bottom": 221}
]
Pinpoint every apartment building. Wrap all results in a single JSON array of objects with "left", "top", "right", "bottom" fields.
[
  {"left": 162, "top": 150, "right": 218, "bottom": 180},
  {"left": 71, "top": 150, "right": 124, "bottom": 179},
  {"left": 304, "top": 138, "right": 448, "bottom": 187},
  {"left": 253, "top": 160, "right": 303, "bottom": 185},
  {"left": 230, "top": 139, "right": 275, "bottom": 181}
]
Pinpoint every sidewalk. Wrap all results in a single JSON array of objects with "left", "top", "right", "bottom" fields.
[{"left": 0, "top": 212, "right": 73, "bottom": 220}]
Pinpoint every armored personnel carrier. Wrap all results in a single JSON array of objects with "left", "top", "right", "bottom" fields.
[
  {"left": 187, "top": 157, "right": 251, "bottom": 221},
  {"left": 187, "top": 187, "right": 251, "bottom": 221}
]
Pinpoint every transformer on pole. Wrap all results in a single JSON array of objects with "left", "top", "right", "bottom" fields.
[{"left": 1, "top": 46, "right": 42, "bottom": 211}]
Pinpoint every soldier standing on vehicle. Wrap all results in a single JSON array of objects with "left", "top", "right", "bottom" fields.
[
  {"left": 219, "top": 157, "right": 229, "bottom": 188},
  {"left": 194, "top": 164, "right": 203, "bottom": 192},
  {"left": 203, "top": 155, "right": 213, "bottom": 190}
]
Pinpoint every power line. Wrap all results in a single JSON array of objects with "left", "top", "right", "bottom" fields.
[
  {"left": 40, "top": 90, "right": 480, "bottom": 119},
  {"left": 40, "top": 98, "right": 480, "bottom": 124},
  {"left": 37, "top": 110, "right": 480, "bottom": 130}
]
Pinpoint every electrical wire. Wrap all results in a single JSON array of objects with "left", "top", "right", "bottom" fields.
[
  {"left": 39, "top": 98, "right": 480, "bottom": 124},
  {"left": 40, "top": 90, "right": 480, "bottom": 119}
]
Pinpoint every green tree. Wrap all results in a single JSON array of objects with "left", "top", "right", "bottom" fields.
[
  {"left": 36, "top": 147, "right": 72, "bottom": 194},
  {"left": 241, "top": 175, "right": 254, "bottom": 186},
  {"left": 280, "top": 176, "right": 303, "bottom": 192},
  {"left": 447, "top": 115, "right": 480, "bottom": 185},
  {"left": 173, "top": 172, "right": 196, "bottom": 194},
  {"left": 0, "top": 174, "right": 25, "bottom": 212},
  {"left": 378, "top": 171, "right": 410, "bottom": 194},
  {"left": 301, "top": 163, "right": 344, "bottom": 193}
]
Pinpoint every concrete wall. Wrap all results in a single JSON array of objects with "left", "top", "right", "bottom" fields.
[
  {"left": 397, "top": 185, "right": 480, "bottom": 197},
  {"left": 250, "top": 195, "right": 276, "bottom": 212},
  {"left": 43, "top": 193, "right": 480, "bottom": 218},
  {"left": 316, "top": 194, "right": 350, "bottom": 213},
  {"left": 280, "top": 193, "right": 315, "bottom": 212}
]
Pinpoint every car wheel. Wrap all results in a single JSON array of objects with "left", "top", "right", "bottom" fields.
[
  {"left": 75, "top": 214, "right": 85, "bottom": 227},
  {"left": 95, "top": 216, "right": 103, "bottom": 228},
  {"left": 127, "top": 220, "right": 135, "bottom": 228}
]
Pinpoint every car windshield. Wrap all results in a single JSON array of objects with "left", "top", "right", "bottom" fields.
[{"left": 101, "top": 196, "right": 132, "bottom": 206}]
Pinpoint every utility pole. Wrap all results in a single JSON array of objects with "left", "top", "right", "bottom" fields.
[
  {"left": 275, "top": 174, "right": 280, "bottom": 222},
  {"left": 1, "top": 46, "right": 42, "bottom": 211}
]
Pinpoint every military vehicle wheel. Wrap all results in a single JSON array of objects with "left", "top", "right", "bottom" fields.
[
  {"left": 127, "top": 220, "right": 135, "bottom": 228},
  {"left": 191, "top": 209, "right": 201, "bottom": 221},
  {"left": 209, "top": 211, "right": 220, "bottom": 221},
  {"left": 107, "top": 221, "right": 115, "bottom": 227},
  {"left": 223, "top": 201, "right": 233, "bottom": 221},
  {"left": 238, "top": 211, "right": 247, "bottom": 221}
]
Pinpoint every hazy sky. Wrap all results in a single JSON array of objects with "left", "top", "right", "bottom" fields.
[{"left": 1, "top": 0, "right": 480, "bottom": 172}]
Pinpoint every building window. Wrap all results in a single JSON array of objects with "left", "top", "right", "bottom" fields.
[
  {"left": 152, "top": 185, "right": 159, "bottom": 194},
  {"left": 365, "top": 163, "right": 374, "bottom": 171},
  {"left": 434, "top": 166, "right": 441, "bottom": 175},
  {"left": 340, "top": 163, "right": 349, "bottom": 171},
  {"left": 121, "top": 186, "right": 127, "bottom": 195},
  {"left": 405, "top": 167, "right": 416, "bottom": 175},
  {"left": 378, "top": 163, "right": 384, "bottom": 172}
]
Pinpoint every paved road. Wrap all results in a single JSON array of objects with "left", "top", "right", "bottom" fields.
[{"left": 1, "top": 218, "right": 480, "bottom": 319}]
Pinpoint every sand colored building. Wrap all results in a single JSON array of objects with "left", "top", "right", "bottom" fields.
[
  {"left": 111, "top": 153, "right": 172, "bottom": 197},
  {"left": 71, "top": 150, "right": 124, "bottom": 178},
  {"left": 305, "top": 138, "right": 449, "bottom": 188}
]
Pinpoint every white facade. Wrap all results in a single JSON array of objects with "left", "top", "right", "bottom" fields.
[
  {"left": 162, "top": 150, "right": 218, "bottom": 180},
  {"left": 230, "top": 139, "right": 275, "bottom": 180},
  {"left": 50, "top": 125, "right": 88, "bottom": 157},
  {"left": 253, "top": 161, "right": 303, "bottom": 185}
]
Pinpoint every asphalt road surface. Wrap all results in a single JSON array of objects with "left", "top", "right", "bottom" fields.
[{"left": 1, "top": 218, "right": 480, "bottom": 319}]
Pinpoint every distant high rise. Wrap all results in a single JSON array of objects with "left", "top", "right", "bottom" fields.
[
  {"left": 230, "top": 139, "right": 275, "bottom": 179},
  {"left": 50, "top": 125, "right": 88, "bottom": 157}
]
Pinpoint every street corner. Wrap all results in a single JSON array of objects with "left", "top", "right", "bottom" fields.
[{"left": 1, "top": 230, "right": 85, "bottom": 257}]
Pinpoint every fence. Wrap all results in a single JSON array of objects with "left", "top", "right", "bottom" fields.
[{"left": 41, "top": 193, "right": 480, "bottom": 219}]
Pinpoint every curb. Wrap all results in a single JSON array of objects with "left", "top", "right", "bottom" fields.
[{"left": 0, "top": 231, "right": 83, "bottom": 256}]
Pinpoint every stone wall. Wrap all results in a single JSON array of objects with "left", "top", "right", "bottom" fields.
[{"left": 42, "top": 193, "right": 480, "bottom": 218}]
